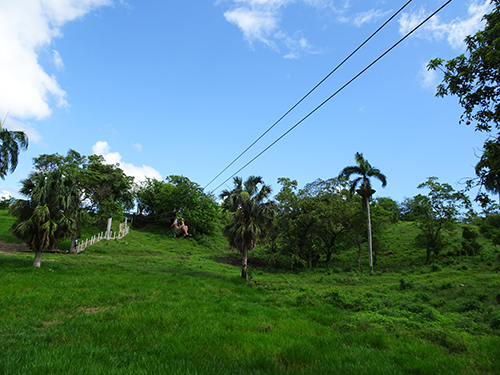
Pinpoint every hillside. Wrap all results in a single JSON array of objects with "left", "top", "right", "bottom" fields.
[{"left": 1, "top": 213, "right": 500, "bottom": 374}]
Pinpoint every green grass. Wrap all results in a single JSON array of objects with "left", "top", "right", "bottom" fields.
[
  {"left": 1, "top": 217, "right": 500, "bottom": 374},
  {"left": 0, "top": 209, "right": 22, "bottom": 243}
]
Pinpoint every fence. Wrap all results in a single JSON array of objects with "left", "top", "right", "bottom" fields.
[{"left": 76, "top": 220, "right": 129, "bottom": 253}]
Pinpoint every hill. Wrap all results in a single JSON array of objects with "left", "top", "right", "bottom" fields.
[{"left": 1, "top": 212, "right": 499, "bottom": 374}]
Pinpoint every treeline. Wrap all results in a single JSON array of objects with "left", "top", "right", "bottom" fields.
[{"left": 3, "top": 146, "right": 500, "bottom": 274}]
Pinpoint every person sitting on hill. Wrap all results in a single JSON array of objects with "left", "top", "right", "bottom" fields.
[{"left": 171, "top": 217, "right": 192, "bottom": 238}]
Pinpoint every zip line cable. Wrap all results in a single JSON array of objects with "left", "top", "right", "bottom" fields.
[
  {"left": 209, "top": 0, "right": 454, "bottom": 194},
  {"left": 203, "top": 0, "right": 414, "bottom": 191}
]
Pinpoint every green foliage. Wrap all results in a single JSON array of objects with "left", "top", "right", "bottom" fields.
[
  {"left": 428, "top": 0, "right": 500, "bottom": 133},
  {"left": 0, "top": 196, "right": 13, "bottom": 209},
  {"left": 0, "top": 209, "right": 22, "bottom": 243},
  {"left": 10, "top": 170, "right": 78, "bottom": 266},
  {"left": 339, "top": 152, "right": 387, "bottom": 269},
  {"left": 462, "top": 226, "right": 482, "bottom": 256},
  {"left": 428, "top": 2, "right": 500, "bottom": 204},
  {"left": 272, "top": 177, "right": 362, "bottom": 269},
  {"left": 410, "top": 177, "right": 470, "bottom": 264},
  {"left": 31, "top": 150, "right": 134, "bottom": 231},
  {"left": 136, "top": 175, "right": 219, "bottom": 235},
  {"left": 83, "top": 155, "right": 134, "bottom": 224},
  {"left": 478, "top": 211, "right": 500, "bottom": 239},
  {"left": 374, "top": 197, "right": 400, "bottom": 223},
  {"left": 220, "top": 176, "right": 273, "bottom": 279},
  {"left": 1, "top": 223, "right": 500, "bottom": 373},
  {"left": 0, "top": 118, "right": 28, "bottom": 179}
]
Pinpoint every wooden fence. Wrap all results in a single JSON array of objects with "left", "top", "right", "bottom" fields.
[{"left": 76, "top": 220, "right": 129, "bottom": 253}]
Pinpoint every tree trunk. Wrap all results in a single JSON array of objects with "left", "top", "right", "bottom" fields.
[
  {"left": 241, "top": 248, "right": 248, "bottom": 280},
  {"left": 33, "top": 251, "right": 43, "bottom": 268},
  {"left": 366, "top": 195, "right": 373, "bottom": 271},
  {"left": 69, "top": 235, "right": 77, "bottom": 254},
  {"left": 347, "top": 217, "right": 363, "bottom": 268}
]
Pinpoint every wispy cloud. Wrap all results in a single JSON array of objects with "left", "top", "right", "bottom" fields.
[
  {"left": 52, "top": 50, "right": 64, "bottom": 70},
  {"left": 224, "top": 7, "right": 280, "bottom": 48},
  {"left": 221, "top": 0, "right": 325, "bottom": 57},
  {"left": 92, "top": 141, "right": 162, "bottom": 183},
  {"left": 418, "top": 62, "right": 438, "bottom": 89},
  {"left": 353, "top": 9, "right": 391, "bottom": 27},
  {"left": 0, "top": 0, "right": 112, "bottom": 127},
  {"left": 399, "top": 0, "right": 493, "bottom": 49}
]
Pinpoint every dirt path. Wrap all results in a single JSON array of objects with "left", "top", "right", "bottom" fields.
[{"left": 0, "top": 241, "right": 30, "bottom": 253}]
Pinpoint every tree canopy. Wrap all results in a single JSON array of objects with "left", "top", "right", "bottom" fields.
[
  {"left": 0, "top": 119, "right": 28, "bottom": 179},
  {"left": 339, "top": 152, "right": 387, "bottom": 270},
  {"left": 220, "top": 176, "right": 274, "bottom": 279},
  {"left": 428, "top": 0, "right": 500, "bottom": 133},
  {"left": 136, "top": 175, "right": 219, "bottom": 235},
  {"left": 11, "top": 170, "right": 78, "bottom": 267},
  {"left": 428, "top": 1, "right": 500, "bottom": 204}
]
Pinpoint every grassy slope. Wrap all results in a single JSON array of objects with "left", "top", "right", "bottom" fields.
[{"left": 1, "top": 214, "right": 500, "bottom": 374}]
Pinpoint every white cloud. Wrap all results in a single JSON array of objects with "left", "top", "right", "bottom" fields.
[
  {"left": 0, "top": 0, "right": 112, "bottom": 122},
  {"left": 418, "top": 62, "right": 438, "bottom": 89},
  {"left": 0, "top": 188, "right": 17, "bottom": 200},
  {"left": 224, "top": 7, "right": 279, "bottom": 47},
  {"left": 353, "top": 9, "right": 391, "bottom": 27},
  {"left": 52, "top": 50, "right": 64, "bottom": 70},
  {"left": 92, "top": 141, "right": 162, "bottom": 182},
  {"left": 1, "top": 117, "right": 43, "bottom": 145},
  {"left": 399, "top": 1, "right": 493, "bottom": 49},
  {"left": 221, "top": 0, "right": 326, "bottom": 57},
  {"left": 132, "top": 143, "right": 143, "bottom": 151}
]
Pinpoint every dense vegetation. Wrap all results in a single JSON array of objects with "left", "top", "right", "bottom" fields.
[
  {"left": 1, "top": 2, "right": 500, "bottom": 373},
  {"left": 1, "top": 209, "right": 499, "bottom": 374}
]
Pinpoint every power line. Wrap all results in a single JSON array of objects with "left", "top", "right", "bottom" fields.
[
  {"left": 209, "top": 0, "right": 454, "bottom": 194},
  {"left": 203, "top": 0, "right": 414, "bottom": 191}
]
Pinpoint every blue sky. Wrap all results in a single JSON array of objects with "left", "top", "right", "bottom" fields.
[{"left": 0, "top": 0, "right": 494, "bottom": 204}]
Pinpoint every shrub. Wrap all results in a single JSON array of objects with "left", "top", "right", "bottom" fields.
[
  {"left": 457, "top": 299, "right": 482, "bottom": 313},
  {"left": 429, "top": 262, "right": 442, "bottom": 272},
  {"left": 399, "top": 277, "right": 414, "bottom": 290}
]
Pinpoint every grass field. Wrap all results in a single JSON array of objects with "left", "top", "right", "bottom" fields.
[{"left": 1, "top": 211, "right": 500, "bottom": 374}]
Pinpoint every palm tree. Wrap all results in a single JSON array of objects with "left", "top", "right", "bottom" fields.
[
  {"left": 220, "top": 176, "right": 273, "bottom": 279},
  {"left": 0, "top": 118, "right": 28, "bottom": 179},
  {"left": 11, "top": 170, "right": 77, "bottom": 267},
  {"left": 339, "top": 152, "right": 387, "bottom": 270}
]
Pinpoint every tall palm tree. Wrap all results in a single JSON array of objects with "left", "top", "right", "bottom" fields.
[
  {"left": 0, "top": 118, "right": 28, "bottom": 179},
  {"left": 339, "top": 152, "right": 387, "bottom": 270},
  {"left": 220, "top": 176, "right": 273, "bottom": 279},
  {"left": 11, "top": 170, "right": 77, "bottom": 267}
]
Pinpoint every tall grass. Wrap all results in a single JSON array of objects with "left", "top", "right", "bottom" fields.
[{"left": 1, "top": 217, "right": 500, "bottom": 374}]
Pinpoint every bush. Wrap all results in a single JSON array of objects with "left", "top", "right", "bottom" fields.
[
  {"left": 457, "top": 299, "right": 482, "bottom": 313},
  {"left": 429, "top": 262, "right": 442, "bottom": 272},
  {"left": 399, "top": 277, "right": 414, "bottom": 290}
]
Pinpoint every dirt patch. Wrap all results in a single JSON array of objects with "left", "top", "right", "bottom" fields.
[
  {"left": 83, "top": 306, "right": 110, "bottom": 314},
  {"left": 215, "top": 255, "right": 268, "bottom": 269},
  {"left": 0, "top": 241, "right": 30, "bottom": 253}
]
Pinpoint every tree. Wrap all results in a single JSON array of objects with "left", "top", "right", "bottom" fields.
[
  {"left": 220, "top": 176, "right": 273, "bottom": 279},
  {"left": 411, "top": 177, "right": 470, "bottom": 264},
  {"left": 273, "top": 177, "right": 361, "bottom": 269},
  {"left": 11, "top": 170, "right": 77, "bottom": 267},
  {"left": 32, "top": 150, "right": 88, "bottom": 253},
  {"left": 339, "top": 152, "right": 387, "bottom": 270},
  {"left": 83, "top": 155, "right": 134, "bottom": 226},
  {"left": 428, "top": 1, "right": 500, "bottom": 202},
  {"left": 475, "top": 138, "right": 500, "bottom": 204},
  {"left": 136, "top": 175, "right": 219, "bottom": 235},
  {"left": 428, "top": 1, "right": 500, "bottom": 132},
  {"left": 0, "top": 118, "right": 28, "bottom": 179}
]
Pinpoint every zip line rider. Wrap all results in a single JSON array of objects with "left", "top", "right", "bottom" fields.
[{"left": 171, "top": 217, "right": 192, "bottom": 238}]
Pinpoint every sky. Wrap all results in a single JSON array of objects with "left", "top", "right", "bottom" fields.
[{"left": 0, "top": 0, "right": 494, "bottom": 205}]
